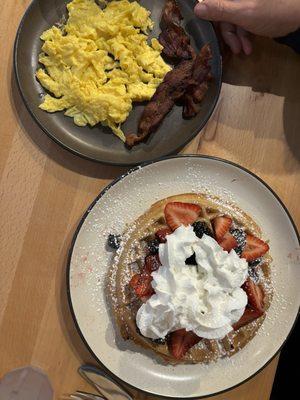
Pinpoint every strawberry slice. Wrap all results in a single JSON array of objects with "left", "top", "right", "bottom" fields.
[
  {"left": 164, "top": 202, "right": 201, "bottom": 231},
  {"left": 212, "top": 216, "right": 232, "bottom": 240},
  {"left": 241, "top": 234, "right": 269, "bottom": 262},
  {"left": 155, "top": 227, "right": 172, "bottom": 243},
  {"left": 242, "top": 278, "right": 265, "bottom": 313},
  {"left": 218, "top": 232, "right": 238, "bottom": 252},
  {"left": 168, "top": 329, "right": 201, "bottom": 360},
  {"left": 144, "top": 254, "right": 161, "bottom": 273},
  {"left": 212, "top": 216, "right": 237, "bottom": 252},
  {"left": 129, "top": 273, "right": 154, "bottom": 300},
  {"left": 232, "top": 307, "right": 263, "bottom": 330},
  {"left": 129, "top": 274, "right": 140, "bottom": 288},
  {"left": 233, "top": 279, "right": 265, "bottom": 330}
]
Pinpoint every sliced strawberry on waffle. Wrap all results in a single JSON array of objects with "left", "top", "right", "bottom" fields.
[
  {"left": 218, "top": 233, "right": 238, "bottom": 252},
  {"left": 213, "top": 216, "right": 232, "bottom": 240},
  {"left": 168, "top": 329, "right": 201, "bottom": 360},
  {"left": 242, "top": 277, "right": 265, "bottom": 313},
  {"left": 155, "top": 227, "right": 172, "bottom": 243},
  {"left": 212, "top": 216, "right": 237, "bottom": 252},
  {"left": 241, "top": 234, "right": 269, "bottom": 262},
  {"left": 144, "top": 254, "right": 161, "bottom": 273},
  {"left": 164, "top": 202, "right": 201, "bottom": 231},
  {"left": 233, "top": 278, "right": 265, "bottom": 330},
  {"left": 129, "top": 273, "right": 154, "bottom": 301},
  {"left": 232, "top": 307, "right": 263, "bottom": 330}
]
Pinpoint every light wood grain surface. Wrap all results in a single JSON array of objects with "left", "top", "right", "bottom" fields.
[{"left": 1, "top": 1, "right": 299, "bottom": 399}]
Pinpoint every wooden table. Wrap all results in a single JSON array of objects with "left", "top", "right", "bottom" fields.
[{"left": 1, "top": 1, "right": 299, "bottom": 399}]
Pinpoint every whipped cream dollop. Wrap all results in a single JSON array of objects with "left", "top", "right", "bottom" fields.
[{"left": 136, "top": 225, "right": 248, "bottom": 340}]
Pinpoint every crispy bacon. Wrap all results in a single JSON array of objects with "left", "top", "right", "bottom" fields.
[
  {"left": 182, "top": 44, "right": 212, "bottom": 118},
  {"left": 126, "top": 60, "right": 194, "bottom": 146},
  {"left": 159, "top": 0, "right": 195, "bottom": 61},
  {"left": 159, "top": 25, "right": 195, "bottom": 61},
  {"left": 161, "top": 0, "right": 183, "bottom": 26},
  {"left": 125, "top": 2, "right": 213, "bottom": 147}
]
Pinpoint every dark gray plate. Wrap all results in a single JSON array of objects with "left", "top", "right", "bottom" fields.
[{"left": 14, "top": 0, "right": 222, "bottom": 165}]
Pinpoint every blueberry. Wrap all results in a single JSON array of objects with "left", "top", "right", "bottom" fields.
[
  {"left": 107, "top": 234, "right": 121, "bottom": 249},
  {"left": 230, "top": 229, "right": 246, "bottom": 246},
  {"left": 185, "top": 253, "right": 197, "bottom": 265},
  {"left": 192, "top": 221, "right": 213, "bottom": 239},
  {"left": 152, "top": 337, "right": 166, "bottom": 345},
  {"left": 147, "top": 239, "right": 159, "bottom": 255},
  {"left": 248, "top": 266, "right": 259, "bottom": 283},
  {"left": 234, "top": 246, "right": 243, "bottom": 256},
  {"left": 248, "top": 258, "right": 262, "bottom": 267},
  {"left": 231, "top": 229, "right": 246, "bottom": 254}
]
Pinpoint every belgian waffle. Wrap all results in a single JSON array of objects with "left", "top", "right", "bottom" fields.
[{"left": 108, "top": 193, "right": 272, "bottom": 364}]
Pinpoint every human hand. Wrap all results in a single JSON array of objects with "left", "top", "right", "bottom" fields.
[{"left": 194, "top": 0, "right": 300, "bottom": 55}]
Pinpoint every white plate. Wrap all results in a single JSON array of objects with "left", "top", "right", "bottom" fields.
[{"left": 68, "top": 155, "right": 300, "bottom": 398}]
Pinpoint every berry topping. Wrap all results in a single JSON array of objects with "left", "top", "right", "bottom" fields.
[
  {"left": 234, "top": 246, "right": 243, "bottom": 256},
  {"left": 218, "top": 233, "right": 238, "bottom": 252},
  {"left": 107, "top": 234, "right": 121, "bottom": 249},
  {"left": 192, "top": 221, "right": 213, "bottom": 238},
  {"left": 242, "top": 278, "right": 264, "bottom": 313},
  {"left": 230, "top": 228, "right": 246, "bottom": 246},
  {"left": 248, "top": 265, "right": 259, "bottom": 283},
  {"left": 232, "top": 307, "right": 263, "bottom": 330},
  {"left": 185, "top": 253, "right": 197, "bottom": 265},
  {"left": 231, "top": 228, "right": 246, "bottom": 255},
  {"left": 155, "top": 227, "right": 172, "bottom": 243},
  {"left": 129, "top": 273, "right": 154, "bottom": 301},
  {"left": 152, "top": 337, "right": 166, "bottom": 345},
  {"left": 168, "top": 329, "right": 201, "bottom": 359},
  {"left": 248, "top": 257, "right": 262, "bottom": 268},
  {"left": 212, "top": 216, "right": 237, "bottom": 252},
  {"left": 144, "top": 254, "right": 161, "bottom": 273},
  {"left": 212, "top": 216, "right": 232, "bottom": 241},
  {"left": 129, "top": 274, "right": 140, "bottom": 288},
  {"left": 164, "top": 202, "right": 201, "bottom": 231},
  {"left": 241, "top": 235, "right": 269, "bottom": 262},
  {"left": 147, "top": 239, "right": 160, "bottom": 254}
]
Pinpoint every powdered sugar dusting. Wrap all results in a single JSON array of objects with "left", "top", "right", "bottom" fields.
[{"left": 69, "top": 157, "right": 300, "bottom": 398}]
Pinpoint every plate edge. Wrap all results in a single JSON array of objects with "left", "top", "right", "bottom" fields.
[
  {"left": 66, "top": 154, "right": 300, "bottom": 399},
  {"left": 13, "top": 1, "right": 222, "bottom": 166}
]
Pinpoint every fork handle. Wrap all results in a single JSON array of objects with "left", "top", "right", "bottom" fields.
[
  {"left": 78, "top": 365, "right": 133, "bottom": 400},
  {"left": 72, "top": 390, "right": 105, "bottom": 400}
]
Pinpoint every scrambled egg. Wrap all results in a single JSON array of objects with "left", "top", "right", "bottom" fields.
[{"left": 36, "top": 0, "right": 171, "bottom": 142}]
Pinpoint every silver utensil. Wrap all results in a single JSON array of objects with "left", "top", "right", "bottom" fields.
[
  {"left": 78, "top": 365, "right": 133, "bottom": 400},
  {"left": 64, "top": 390, "right": 105, "bottom": 400}
]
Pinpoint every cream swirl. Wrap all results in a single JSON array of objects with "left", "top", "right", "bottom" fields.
[{"left": 136, "top": 225, "right": 248, "bottom": 340}]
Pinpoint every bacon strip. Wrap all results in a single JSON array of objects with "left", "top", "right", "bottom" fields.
[
  {"left": 159, "top": 0, "right": 195, "bottom": 61},
  {"left": 161, "top": 0, "right": 183, "bottom": 26},
  {"left": 126, "top": 60, "right": 194, "bottom": 147},
  {"left": 182, "top": 44, "right": 212, "bottom": 118},
  {"left": 125, "top": 2, "right": 213, "bottom": 147}
]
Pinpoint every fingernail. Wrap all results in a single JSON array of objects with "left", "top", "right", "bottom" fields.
[
  {"left": 194, "top": 1, "right": 207, "bottom": 16},
  {"left": 239, "top": 36, "right": 253, "bottom": 55}
]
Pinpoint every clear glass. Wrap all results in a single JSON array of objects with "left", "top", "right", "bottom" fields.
[{"left": 0, "top": 366, "right": 53, "bottom": 400}]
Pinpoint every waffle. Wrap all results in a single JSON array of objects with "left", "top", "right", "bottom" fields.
[{"left": 108, "top": 193, "right": 272, "bottom": 364}]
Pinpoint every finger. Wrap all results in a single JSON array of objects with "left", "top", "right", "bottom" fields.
[
  {"left": 220, "top": 22, "right": 242, "bottom": 55},
  {"left": 236, "top": 27, "right": 253, "bottom": 55},
  {"left": 194, "top": 0, "right": 247, "bottom": 25}
]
